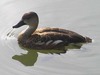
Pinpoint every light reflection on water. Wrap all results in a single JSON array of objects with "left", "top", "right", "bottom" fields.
[{"left": 0, "top": 0, "right": 100, "bottom": 75}]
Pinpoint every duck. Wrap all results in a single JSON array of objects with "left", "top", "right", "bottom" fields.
[{"left": 13, "top": 12, "right": 92, "bottom": 50}]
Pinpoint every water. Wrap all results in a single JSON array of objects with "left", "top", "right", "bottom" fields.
[{"left": 0, "top": 0, "right": 100, "bottom": 75}]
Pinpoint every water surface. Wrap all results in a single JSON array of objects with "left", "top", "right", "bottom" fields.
[{"left": 0, "top": 0, "right": 100, "bottom": 75}]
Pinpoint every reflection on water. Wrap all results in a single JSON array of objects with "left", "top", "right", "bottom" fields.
[
  {"left": 12, "top": 50, "right": 38, "bottom": 66},
  {"left": 12, "top": 43, "right": 83, "bottom": 66}
]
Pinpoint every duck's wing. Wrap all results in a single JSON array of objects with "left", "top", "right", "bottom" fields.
[
  {"left": 31, "top": 31, "right": 86, "bottom": 46},
  {"left": 35, "top": 27, "right": 91, "bottom": 43},
  {"left": 39, "top": 32, "right": 86, "bottom": 43},
  {"left": 28, "top": 31, "right": 85, "bottom": 49},
  {"left": 35, "top": 27, "right": 70, "bottom": 34},
  {"left": 34, "top": 27, "right": 86, "bottom": 42},
  {"left": 35, "top": 27, "right": 82, "bottom": 36}
]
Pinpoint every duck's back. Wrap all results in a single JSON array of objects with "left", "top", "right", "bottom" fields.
[{"left": 35, "top": 27, "right": 91, "bottom": 42}]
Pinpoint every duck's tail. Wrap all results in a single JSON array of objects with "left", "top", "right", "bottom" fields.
[{"left": 85, "top": 37, "right": 92, "bottom": 43}]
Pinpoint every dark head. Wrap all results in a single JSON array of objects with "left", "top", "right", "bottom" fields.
[{"left": 13, "top": 12, "right": 39, "bottom": 28}]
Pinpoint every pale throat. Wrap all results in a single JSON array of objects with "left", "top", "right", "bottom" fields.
[
  {"left": 21, "top": 17, "right": 39, "bottom": 38},
  {"left": 23, "top": 25, "right": 38, "bottom": 37}
]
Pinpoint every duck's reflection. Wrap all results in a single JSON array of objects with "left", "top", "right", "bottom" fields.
[
  {"left": 12, "top": 50, "right": 38, "bottom": 66},
  {"left": 12, "top": 43, "right": 83, "bottom": 66}
]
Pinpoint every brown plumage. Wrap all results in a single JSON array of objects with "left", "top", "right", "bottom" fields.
[{"left": 13, "top": 12, "right": 92, "bottom": 50}]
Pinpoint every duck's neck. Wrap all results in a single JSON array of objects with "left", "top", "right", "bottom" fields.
[{"left": 23, "top": 25, "right": 38, "bottom": 38}]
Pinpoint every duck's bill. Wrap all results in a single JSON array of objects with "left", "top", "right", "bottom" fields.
[{"left": 13, "top": 20, "right": 26, "bottom": 28}]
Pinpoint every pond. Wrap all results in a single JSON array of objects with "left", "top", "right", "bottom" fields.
[{"left": 0, "top": 0, "right": 100, "bottom": 75}]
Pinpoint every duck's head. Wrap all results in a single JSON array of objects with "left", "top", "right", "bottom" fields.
[{"left": 13, "top": 12, "right": 39, "bottom": 28}]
